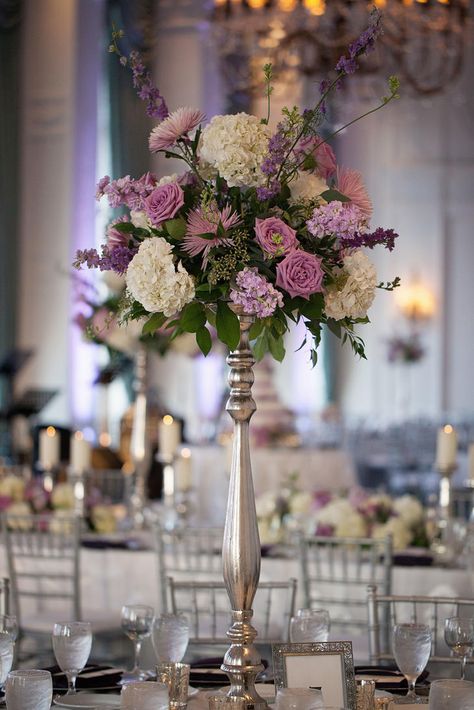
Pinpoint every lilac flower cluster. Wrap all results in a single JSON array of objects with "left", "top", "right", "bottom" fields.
[
  {"left": 335, "top": 9, "right": 383, "bottom": 76},
  {"left": 306, "top": 201, "right": 364, "bottom": 240},
  {"left": 96, "top": 172, "right": 157, "bottom": 210},
  {"left": 74, "top": 244, "right": 138, "bottom": 275},
  {"left": 129, "top": 50, "right": 168, "bottom": 120},
  {"left": 257, "top": 124, "right": 291, "bottom": 201},
  {"left": 339, "top": 227, "right": 399, "bottom": 252},
  {"left": 230, "top": 267, "right": 283, "bottom": 318}
]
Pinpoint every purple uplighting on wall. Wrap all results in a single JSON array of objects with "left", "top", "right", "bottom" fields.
[{"left": 68, "top": 0, "right": 105, "bottom": 426}]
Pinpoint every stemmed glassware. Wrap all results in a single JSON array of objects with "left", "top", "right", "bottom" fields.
[
  {"left": 52, "top": 621, "right": 92, "bottom": 695},
  {"left": 444, "top": 616, "right": 474, "bottom": 680},
  {"left": 152, "top": 613, "right": 189, "bottom": 663},
  {"left": 289, "top": 609, "right": 330, "bottom": 643},
  {"left": 392, "top": 623, "right": 431, "bottom": 704},
  {"left": 121, "top": 604, "right": 155, "bottom": 681},
  {"left": 0, "top": 614, "right": 18, "bottom": 705}
]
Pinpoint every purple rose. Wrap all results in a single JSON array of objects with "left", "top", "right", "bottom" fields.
[
  {"left": 255, "top": 217, "right": 297, "bottom": 257},
  {"left": 143, "top": 183, "right": 184, "bottom": 226},
  {"left": 276, "top": 250, "right": 324, "bottom": 299}
]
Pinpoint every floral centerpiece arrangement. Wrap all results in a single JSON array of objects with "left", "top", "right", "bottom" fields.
[
  {"left": 0, "top": 475, "right": 126, "bottom": 534},
  {"left": 74, "top": 9, "right": 399, "bottom": 366},
  {"left": 256, "top": 482, "right": 430, "bottom": 550}
]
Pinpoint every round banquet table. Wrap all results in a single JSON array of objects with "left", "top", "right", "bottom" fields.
[{"left": 2, "top": 542, "right": 470, "bottom": 644}]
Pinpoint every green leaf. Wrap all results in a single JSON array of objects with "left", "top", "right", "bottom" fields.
[
  {"left": 300, "top": 293, "right": 323, "bottom": 321},
  {"left": 249, "top": 319, "right": 265, "bottom": 340},
  {"left": 268, "top": 333, "right": 285, "bottom": 362},
  {"left": 180, "top": 302, "right": 206, "bottom": 333},
  {"left": 252, "top": 332, "right": 269, "bottom": 361},
  {"left": 196, "top": 326, "right": 212, "bottom": 356},
  {"left": 142, "top": 312, "right": 166, "bottom": 336},
  {"left": 113, "top": 221, "right": 136, "bottom": 233},
  {"left": 326, "top": 319, "right": 342, "bottom": 339},
  {"left": 320, "top": 188, "right": 351, "bottom": 203},
  {"left": 164, "top": 218, "right": 186, "bottom": 240},
  {"left": 216, "top": 301, "right": 240, "bottom": 350}
]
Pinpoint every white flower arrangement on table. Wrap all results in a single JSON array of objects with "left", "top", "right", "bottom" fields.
[{"left": 73, "top": 10, "right": 400, "bottom": 366}]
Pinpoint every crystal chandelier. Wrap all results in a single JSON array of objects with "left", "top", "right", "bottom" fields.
[{"left": 211, "top": 0, "right": 470, "bottom": 96}]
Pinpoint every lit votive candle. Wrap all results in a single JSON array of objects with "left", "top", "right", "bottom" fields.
[
  {"left": 158, "top": 415, "right": 181, "bottom": 460},
  {"left": 38, "top": 426, "right": 60, "bottom": 469},
  {"left": 174, "top": 448, "right": 192, "bottom": 492},
  {"left": 70, "top": 431, "right": 91, "bottom": 474},
  {"left": 436, "top": 424, "right": 458, "bottom": 470}
]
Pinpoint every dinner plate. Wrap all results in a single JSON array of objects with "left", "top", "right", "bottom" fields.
[{"left": 53, "top": 694, "right": 120, "bottom": 708}]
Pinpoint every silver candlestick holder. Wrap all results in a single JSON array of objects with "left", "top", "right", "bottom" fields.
[
  {"left": 158, "top": 454, "right": 193, "bottom": 526},
  {"left": 437, "top": 463, "right": 457, "bottom": 523}
]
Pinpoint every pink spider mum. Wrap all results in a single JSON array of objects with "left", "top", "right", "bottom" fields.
[
  {"left": 183, "top": 205, "right": 240, "bottom": 267},
  {"left": 337, "top": 167, "right": 373, "bottom": 219},
  {"left": 149, "top": 107, "right": 206, "bottom": 152}
]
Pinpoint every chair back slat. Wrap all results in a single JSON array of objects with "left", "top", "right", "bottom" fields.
[
  {"left": 153, "top": 522, "right": 224, "bottom": 611},
  {"left": 167, "top": 577, "right": 297, "bottom": 645},
  {"left": 367, "top": 584, "right": 474, "bottom": 665},
  {"left": 300, "top": 535, "right": 393, "bottom": 632},
  {"left": 2, "top": 513, "right": 81, "bottom": 629}
]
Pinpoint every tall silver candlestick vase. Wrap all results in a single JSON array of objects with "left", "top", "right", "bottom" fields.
[
  {"left": 130, "top": 346, "right": 149, "bottom": 525},
  {"left": 221, "top": 307, "right": 267, "bottom": 709}
]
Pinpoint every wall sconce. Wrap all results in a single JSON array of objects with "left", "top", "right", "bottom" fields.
[{"left": 395, "top": 278, "right": 436, "bottom": 323}]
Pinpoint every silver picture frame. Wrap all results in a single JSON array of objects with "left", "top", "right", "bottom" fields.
[{"left": 272, "top": 641, "right": 357, "bottom": 710}]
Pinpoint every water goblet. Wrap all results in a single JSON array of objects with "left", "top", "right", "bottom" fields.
[
  {"left": 428, "top": 678, "right": 474, "bottom": 710},
  {"left": 0, "top": 617, "right": 18, "bottom": 644},
  {"left": 392, "top": 623, "right": 431, "bottom": 704},
  {"left": 0, "top": 638, "right": 14, "bottom": 705},
  {"left": 289, "top": 608, "right": 330, "bottom": 643},
  {"left": 52, "top": 621, "right": 92, "bottom": 694},
  {"left": 152, "top": 613, "right": 189, "bottom": 663},
  {"left": 444, "top": 616, "right": 474, "bottom": 680},
  {"left": 5, "top": 669, "right": 52, "bottom": 710},
  {"left": 121, "top": 604, "right": 155, "bottom": 681}
]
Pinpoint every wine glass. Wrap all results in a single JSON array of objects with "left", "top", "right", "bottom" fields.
[
  {"left": 289, "top": 609, "right": 330, "bottom": 642},
  {"left": 392, "top": 623, "right": 431, "bottom": 704},
  {"left": 0, "top": 616, "right": 18, "bottom": 643},
  {"left": 121, "top": 604, "right": 155, "bottom": 681},
  {"left": 0, "top": 637, "right": 14, "bottom": 705},
  {"left": 52, "top": 621, "right": 92, "bottom": 694},
  {"left": 444, "top": 616, "right": 474, "bottom": 680},
  {"left": 152, "top": 613, "right": 189, "bottom": 663}
]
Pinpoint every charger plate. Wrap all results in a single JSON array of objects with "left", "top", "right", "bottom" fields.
[{"left": 53, "top": 694, "right": 120, "bottom": 708}]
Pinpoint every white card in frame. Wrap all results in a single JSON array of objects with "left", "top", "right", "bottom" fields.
[{"left": 272, "top": 641, "right": 357, "bottom": 710}]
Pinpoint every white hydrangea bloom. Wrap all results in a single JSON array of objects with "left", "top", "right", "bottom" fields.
[
  {"left": 289, "top": 171, "right": 327, "bottom": 204},
  {"left": 289, "top": 491, "right": 313, "bottom": 515},
  {"left": 0, "top": 475, "right": 25, "bottom": 502},
  {"left": 334, "top": 511, "right": 368, "bottom": 539},
  {"left": 157, "top": 173, "right": 179, "bottom": 186},
  {"left": 126, "top": 237, "right": 195, "bottom": 317},
  {"left": 393, "top": 495, "right": 424, "bottom": 527},
  {"left": 324, "top": 249, "right": 377, "bottom": 321},
  {"left": 316, "top": 498, "right": 354, "bottom": 526},
  {"left": 199, "top": 113, "right": 270, "bottom": 188},
  {"left": 372, "top": 517, "right": 412, "bottom": 551}
]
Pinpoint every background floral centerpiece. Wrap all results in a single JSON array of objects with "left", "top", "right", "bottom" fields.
[{"left": 74, "top": 10, "right": 400, "bottom": 366}]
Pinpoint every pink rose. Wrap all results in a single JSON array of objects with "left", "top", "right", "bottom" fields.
[
  {"left": 276, "top": 250, "right": 324, "bottom": 299},
  {"left": 143, "top": 183, "right": 184, "bottom": 226},
  {"left": 296, "top": 136, "right": 336, "bottom": 181},
  {"left": 255, "top": 217, "right": 298, "bottom": 257}
]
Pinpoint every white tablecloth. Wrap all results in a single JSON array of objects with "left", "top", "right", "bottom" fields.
[{"left": 189, "top": 446, "right": 356, "bottom": 525}]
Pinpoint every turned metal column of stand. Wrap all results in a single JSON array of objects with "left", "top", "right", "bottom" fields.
[
  {"left": 438, "top": 464, "right": 456, "bottom": 524},
  {"left": 221, "top": 307, "right": 267, "bottom": 709},
  {"left": 130, "top": 346, "right": 149, "bottom": 524}
]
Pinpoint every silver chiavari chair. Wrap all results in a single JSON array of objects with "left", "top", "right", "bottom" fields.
[
  {"left": 152, "top": 521, "right": 224, "bottom": 611},
  {"left": 299, "top": 535, "right": 393, "bottom": 634},
  {"left": 367, "top": 583, "right": 474, "bottom": 665},
  {"left": 167, "top": 576, "right": 297, "bottom": 646},
  {"left": 2, "top": 513, "right": 81, "bottom": 648}
]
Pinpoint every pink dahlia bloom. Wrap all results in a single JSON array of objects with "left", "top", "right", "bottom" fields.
[
  {"left": 149, "top": 107, "right": 206, "bottom": 152},
  {"left": 337, "top": 167, "right": 373, "bottom": 219},
  {"left": 183, "top": 204, "right": 240, "bottom": 267}
]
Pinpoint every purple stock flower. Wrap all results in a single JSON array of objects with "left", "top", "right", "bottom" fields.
[
  {"left": 98, "top": 172, "right": 158, "bottom": 211},
  {"left": 339, "top": 227, "right": 399, "bottom": 252},
  {"left": 74, "top": 245, "right": 137, "bottom": 275},
  {"left": 129, "top": 50, "right": 168, "bottom": 120},
  {"left": 307, "top": 201, "right": 366, "bottom": 240},
  {"left": 334, "top": 9, "right": 383, "bottom": 79},
  {"left": 315, "top": 523, "right": 334, "bottom": 537},
  {"left": 96, "top": 175, "right": 110, "bottom": 200},
  {"left": 257, "top": 122, "right": 290, "bottom": 201},
  {"left": 230, "top": 267, "right": 283, "bottom": 318},
  {"left": 257, "top": 181, "right": 281, "bottom": 201}
]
